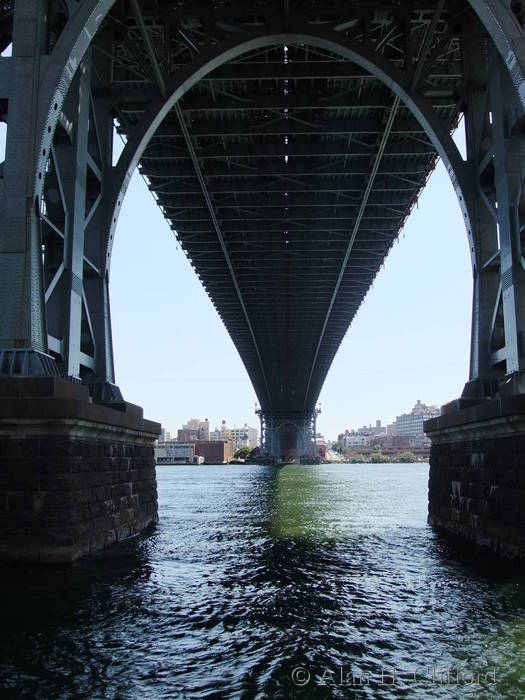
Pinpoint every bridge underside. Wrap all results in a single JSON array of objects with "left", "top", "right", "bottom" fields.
[
  {"left": 2, "top": 0, "right": 525, "bottom": 557},
  {"left": 109, "top": 12, "right": 463, "bottom": 423},
  {"left": 0, "top": 0, "right": 489, "bottom": 411}
]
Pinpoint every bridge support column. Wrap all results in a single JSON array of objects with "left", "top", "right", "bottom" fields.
[
  {"left": 426, "top": 38, "right": 525, "bottom": 561},
  {"left": 0, "top": 4, "right": 121, "bottom": 401},
  {"left": 259, "top": 411, "right": 319, "bottom": 464},
  {"left": 426, "top": 398, "right": 525, "bottom": 561},
  {"left": 0, "top": 376, "right": 160, "bottom": 563},
  {"left": 296, "top": 411, "right": 320, "bottom": 464},
  {"left": 0, "top": 1, "right": 49, "bottom": 365}
]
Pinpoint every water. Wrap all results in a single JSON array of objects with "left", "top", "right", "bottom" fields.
[{"left": 1, "top": 463, "right": 525, "bottom": 699}]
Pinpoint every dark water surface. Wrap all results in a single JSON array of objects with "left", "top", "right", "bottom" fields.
[{"left": 1, "top": 463, "right": 525, "bottom": 699}]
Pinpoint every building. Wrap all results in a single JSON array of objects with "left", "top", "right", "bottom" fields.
[
  {"left": 177, "top": 429, "right": 197, "bottom": 442},
  {"left": 155, "top": 442, "right": 195, "bottom": 464},
  {"left": 342, "top": 434, "right": 370, "bottom": 447},
  {"left": 177, "top": 418, "right": 210, "bottom": 442},
  {"left": 393, "top": 400, "right": 440, "bottom": 437},
  {"left": 210, "top": 421, "right": 258, "bottom": 450},
  {"left": 338, "top": 419, "right": 386, "bottom": 448},
  {"left": 210, "top": 419, "right": 230, "bottom": 442},
  {"left": 194, "top": 440, "right": 234, "bottom": 464},
  {"left": 230, "top": 425, "right": 258, "bottom": 450},
  {"left": 374, "top": 433, "right": 411, "bottom": 450},
  {"left": 209, "top": 427, "right": 222, "bottom": 441},
  {"left": 159, "top": 428, "right": 172, "bottom": 442}
]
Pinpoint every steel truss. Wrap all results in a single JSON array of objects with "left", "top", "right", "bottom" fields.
[
  {"left": 1, "top": 1, "right": 525, "bottom": 413},
  {"left": 257, "top": 407, "right": 320, "bottom": 463}
]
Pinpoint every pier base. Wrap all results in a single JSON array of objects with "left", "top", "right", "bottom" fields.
[
  {"left": 0, "top": 377, "right": 160, "bottom": 563},
  {"left": 425, "top": 396, "right": 525, "bottom": 561}
]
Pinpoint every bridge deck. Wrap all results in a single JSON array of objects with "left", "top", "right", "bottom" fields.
[{"left": 109, "top": 3, "right": 465, "bottom": 413}]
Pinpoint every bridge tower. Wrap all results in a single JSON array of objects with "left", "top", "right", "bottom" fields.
[
  {"left": 2, "top": 1, "right": 525, "bottom": 560},
  {"left": 0, "top": 1, "right": 160, "bottom": 563},
  {"left": 257, "top": 408, "right": 320, "bottom": 464}
]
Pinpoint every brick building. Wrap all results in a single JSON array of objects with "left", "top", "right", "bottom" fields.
[{"left": 194, "top": 440, "right": 234, "bottom": 464}]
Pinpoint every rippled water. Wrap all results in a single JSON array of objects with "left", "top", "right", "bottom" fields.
[{"left": 1, "top": 463, "right": 525, "bottom": 699}]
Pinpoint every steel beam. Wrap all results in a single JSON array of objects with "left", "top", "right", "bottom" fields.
[
  {"left": 63, "top": 58, "right": 91, "bottom": 377},
  {"left": 489, "top": 46, "right": 525, "bottom": 379},
  {"left": 0, "top": 0, "right": 48, "bottom": 354},
  {"left": 303, "top": 96, "right": 401, "bottom": 408}
]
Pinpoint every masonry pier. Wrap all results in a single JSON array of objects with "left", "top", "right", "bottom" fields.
[
  {"left": 425, "top": 397, "right": 525, "bottom": 561},
  {"left": 0, "top": 377, "right": 160, "bottom": 563}
]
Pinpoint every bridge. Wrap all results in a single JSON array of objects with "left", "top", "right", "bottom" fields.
[{"left": 1, "top": 0, "right": 525, "bottom": 560}]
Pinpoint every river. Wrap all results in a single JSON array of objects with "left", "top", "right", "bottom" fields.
[{"left": 1, "top": 463, "right": 525, "bottom": 698}]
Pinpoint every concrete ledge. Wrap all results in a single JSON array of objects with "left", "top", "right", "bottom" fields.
[
  {"left": 0, "top": 376, "right": 161, "bottom": 563},
  {"left": 425, "top": 394, "right": 525, "bottom": 433},
  {"left": 0, "top": 375, "right": 160, "bottom": 435}
]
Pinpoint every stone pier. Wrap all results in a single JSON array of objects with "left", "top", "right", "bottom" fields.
[
  {"left": 0, "top": 377, "right": 160, "bottom": 563},
  {"left": 425, "top": 396, "right": 525, "bottom": 561}
]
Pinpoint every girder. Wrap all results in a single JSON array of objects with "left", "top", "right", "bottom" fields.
[
  {"left": 2, "top": 0, "right": 525, "bottom": 420},
  {"left": 142, "top": 140, "right": 436, "bottom": 160},
  {"left": 170, "top": 59, "right": 462, "bottom": 82},
  {"left": 149, "top": 116, "right": 427, "bottom": 138}
]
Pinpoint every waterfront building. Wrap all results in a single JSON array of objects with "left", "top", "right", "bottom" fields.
[
  {"left": 337, "top": 406, "right": 438, "bottom": 457},
  {"left": 155, "top": 442, "right": 195, "bottom": 465},
  {"left": 342, "top": 434, "right": 371, "bottom": 447},
  {"left": 338, "top": 420, "right": 386, "bottom": 448},
  {"left": 194, "top": 440, "right": 234, "bottom": 464}
]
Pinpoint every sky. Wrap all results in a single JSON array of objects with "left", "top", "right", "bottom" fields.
[{"left": 110, "top": 124, "right": 472, "bottom": 440}]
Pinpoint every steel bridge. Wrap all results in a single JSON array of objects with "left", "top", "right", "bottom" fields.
[{"left": 1, "top": 1, "right": 525, "bottom": 463}]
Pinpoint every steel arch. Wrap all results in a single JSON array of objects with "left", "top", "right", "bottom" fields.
[
  {"left": 103, "top": 26, "right": 476, "bottom": 270},
  {"left": 32, "top": 1, "right": 525, "bottom": 209}
]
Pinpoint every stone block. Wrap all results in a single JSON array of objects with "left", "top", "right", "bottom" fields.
[
  {"left": 426, "top": 397, "right": 525, "bottom": 561},
  {"left": 0, "top": 376, "right": 159, "bottom": 563}
]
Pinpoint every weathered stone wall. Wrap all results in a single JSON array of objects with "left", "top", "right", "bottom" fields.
[
  {"left": 425, "top": 397, "right": 525, "bottom": 561},
  {"left": 0, "top": 377, "right": 160, "bottom": 563}
]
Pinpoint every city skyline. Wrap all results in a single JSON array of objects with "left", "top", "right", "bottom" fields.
[
  {"left": 111, "top": 125, "right": 470, "bottom": 438},
  {"left": 160, "top": 395, "right": 439, "bottom": 443}
]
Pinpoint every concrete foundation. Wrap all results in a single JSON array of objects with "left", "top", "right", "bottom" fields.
[
  {"left": 0, "top": 377, "right": 160, "bottom": 563},
  {"left": 425, "top": 396, "right": 525, "bottom": 561}
]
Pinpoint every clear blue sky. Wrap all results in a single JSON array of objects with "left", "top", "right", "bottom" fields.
[{"left": 110, "top": 125, "right": 471, "bottom": 439}]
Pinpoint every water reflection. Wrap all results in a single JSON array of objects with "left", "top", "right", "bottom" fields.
[
  {"left": 266, "top": 465, "right": 330, "bottom": 540},
  {"left": 0, "top": 463, "right": 525, "bottom": 699}
]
